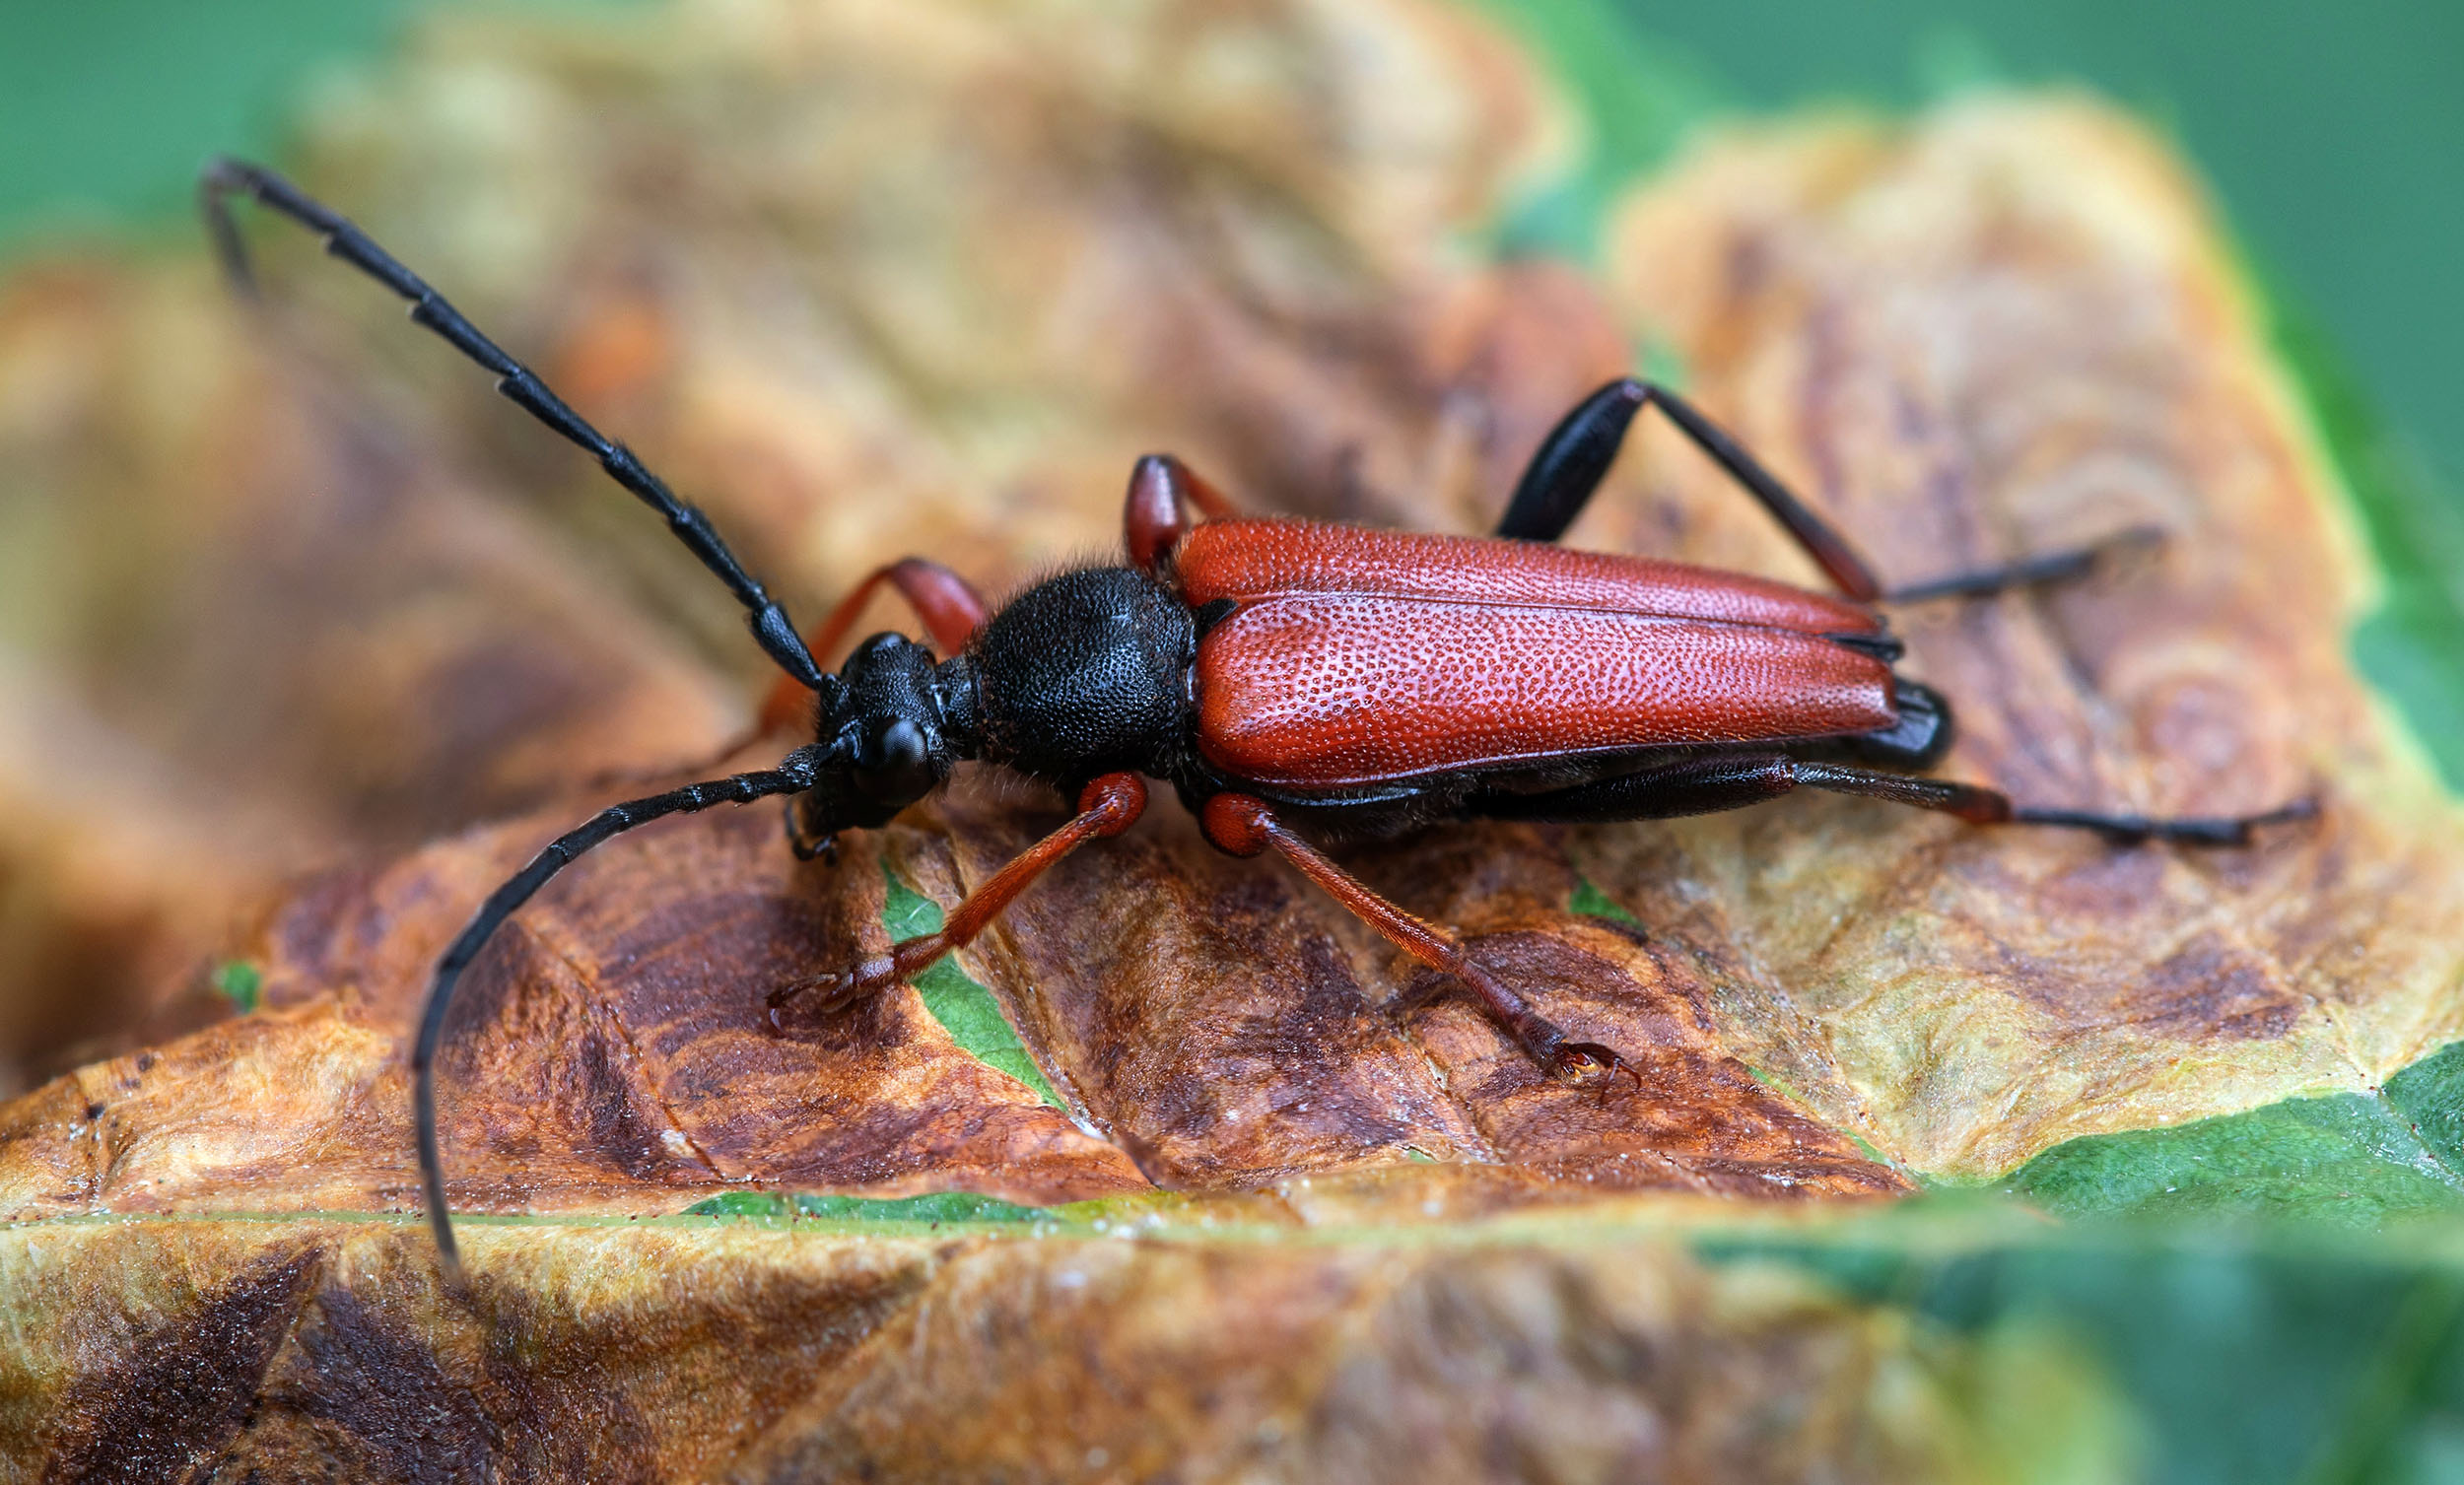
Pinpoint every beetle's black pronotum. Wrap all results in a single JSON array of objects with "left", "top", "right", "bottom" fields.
[{"left": 201, "top": 158, "right": 2313, "bottom": 1270}]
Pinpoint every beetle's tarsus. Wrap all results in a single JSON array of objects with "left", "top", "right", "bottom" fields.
[
  {"left": 1883, "top": 522, "right": 2170, "bottom": 605},
  {"left": 2014, "top": 793, "right": 2320, "bottom": 846},
  {"left": 764, "top": 971, "right": 858, "bottom": 1028},
  {"left": 1549, "top": 1041, "right": 1641, "bottom": 1096}
]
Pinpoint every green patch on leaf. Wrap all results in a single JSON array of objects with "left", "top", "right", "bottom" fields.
[
  {"left": 210, "top": 960, "right": 261, "bottom": 1013},
  {"left": 684, "top": 1189, "right": 1046, "bottom": 1224},
  {"left": 2386, "top": 1039, "right": 2464, "bottom": 1169},
  {"left": 1567, "top": 877, "right": 1642, "bottom": 928},
  {"left": 1465, "top": 0, "right": 1728, "bottom": 263},
  {"left": 882, "top": 860, "right": 1063, "bottom": 1108},
  {"left": 683, "top": 1191, "right": 789, "bottom": 1219},
  {"left": 1694, "top": 1214, "right": 2464, "bottom": 1485},
  {"left": 1998, "top": 1058, "right": 2464, "bottom": 1227},
  {"left": 791, "top": 1190, "right": 1045, "bottom": 1223}
]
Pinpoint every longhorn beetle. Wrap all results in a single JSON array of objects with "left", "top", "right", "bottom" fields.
[{"left": 201, "top": 158, "right": 2313, "bottom": 1269}]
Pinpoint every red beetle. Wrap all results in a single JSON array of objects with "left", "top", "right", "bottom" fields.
[{"left": 202, "top": 160, "right": 2311, "bottom": 1266}]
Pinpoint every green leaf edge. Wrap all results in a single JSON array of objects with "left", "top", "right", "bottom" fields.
[{"left": 1988, "top": 1043, "right": 2464, "bottom": 1228}]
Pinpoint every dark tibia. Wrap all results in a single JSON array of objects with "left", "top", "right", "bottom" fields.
[
  {"left": 413, "top": 746, "right": 826, "bottom": 1272},
  {"left": 1471, "top": 753, "right": 2314, "bottom": 845},
  {"left": 1884, "top": 526, "right": 2165, "bottom": 604},
  {"left": 197, "top": 156, "right": 828, "bottom": 692},
  {"left": 1495, "top": 379, "right": 1648, "bottom": 544},
  {"left": 1495, "top": 376, "right": 1884, "bottom": 601}
]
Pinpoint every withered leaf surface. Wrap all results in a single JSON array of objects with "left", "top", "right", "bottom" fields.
[
  {"left": 1, "top": 0, "right": 2460, "bottom": 1475},
  {"left": 3, "top": 1202, "right": 2123, "bottom": 1485}
]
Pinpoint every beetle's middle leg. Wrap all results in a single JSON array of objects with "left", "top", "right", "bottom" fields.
[
  {"left": 1198, "top": 793, "right": 1636, "bottom": 1085},
  {"left": 1469, "top": 753, "right": 2315, "bottom": 845}
]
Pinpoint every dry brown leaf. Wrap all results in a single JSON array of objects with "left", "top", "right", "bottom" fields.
[
  {"left": 0, "top": 260, "right": 737, "bottom": 1087},
  {"left": 0, "top": 768, "right": 1899, "bottom": 1221},
  {"left": 0, "top": 0, "right": 2457, "bottom": 1474}
]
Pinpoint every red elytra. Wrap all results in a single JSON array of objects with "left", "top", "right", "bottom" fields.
[
  {"left": 1175, "top": 517, "right": 1882, "bottom": 633},
  {"left": 1179, "top": 519, "right": 1896, "bottom": 787}
]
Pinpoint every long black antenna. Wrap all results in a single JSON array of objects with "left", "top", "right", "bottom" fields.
[
  {"left": 412, "top": 747, "right": 825, "bottom": 1270},
  {"left": 197, "top": 155, "right": 829, "bottom": 693}
]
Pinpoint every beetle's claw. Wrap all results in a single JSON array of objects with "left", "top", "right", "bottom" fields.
[
  {"left": 763, "top": 972, "right": 857, "bottom": 1034},
  {"left": 1550, "top": 1041, "right": 1640, "bottom": 1097}
]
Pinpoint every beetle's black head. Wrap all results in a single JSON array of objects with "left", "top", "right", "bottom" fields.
[{"left": 786, "top": 631, "right": 983, "bottom": 859}]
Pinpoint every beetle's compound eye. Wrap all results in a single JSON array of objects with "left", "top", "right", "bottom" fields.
[
  {"left": 857, "top": 715, "right": 932, "bottom": 785},
  {"left": 848, "top": 715, "right": 941, "bottom": 816},
  {"left": 869, "top": 717, "right": 927, "bottom": 774}
]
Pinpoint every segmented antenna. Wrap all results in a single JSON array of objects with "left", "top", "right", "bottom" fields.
[
  {"left": 197, "top": 156, "right": 829, "bottom": 692},
  {"left": 412, "top": 747, "right": 827, "bottom": 1269}
]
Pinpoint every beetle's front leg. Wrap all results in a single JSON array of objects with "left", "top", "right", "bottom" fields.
[
  {"left": 753, "top": 557, "right": 990, "bottom": 736},
  {"left": 586, "top": 557, "right": 992, "bottom": 798},
  {"left": 1198, "top": 793, "right": 1637, "bottom": 1087},
  {"left": 765, "top": 773, "right": 1146, "bottom": 1026}
]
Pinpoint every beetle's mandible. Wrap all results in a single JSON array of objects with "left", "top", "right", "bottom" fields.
[{"left": 199, "top": 159, "right": 2314, "bottom": 1269}]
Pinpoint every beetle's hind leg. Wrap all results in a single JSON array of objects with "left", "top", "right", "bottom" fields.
[
  {"left": 1198, "top": 794, "right": 1639, "bottom": 1088},
  {"left": 1469, "top": 753, "right": 2316, "bottom": 846},
  {"left": 1498, "top": 377, "right": 1888, "bottom": 600},
  {"left": 1502, "top": 376, "right": 2168, "bottom": 611}
]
